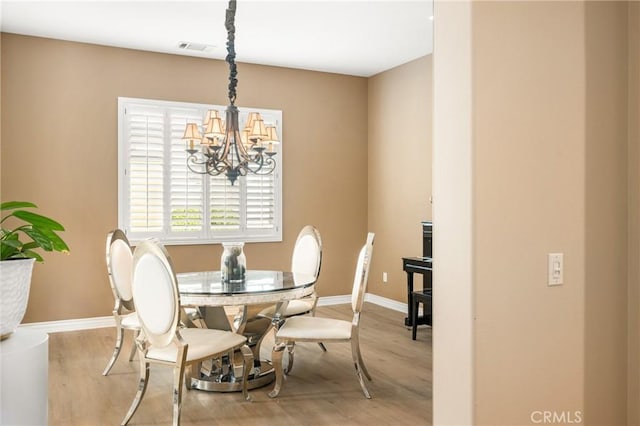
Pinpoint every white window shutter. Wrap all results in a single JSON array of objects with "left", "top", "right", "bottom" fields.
[
  {"left": 126, "top": 105, "right": 164, "bottom": 233},
  {"left": 118, "top": 97, "right": 282, "bottom": 244},
  {"left": 169, "top": 110, "right": 205, "bottom": 233},
  {"left": 246, "top": 173, "right": 275, "bottom": 229},
  {"left": 210, "top": 175, "right": 241, "bottom": 230}
]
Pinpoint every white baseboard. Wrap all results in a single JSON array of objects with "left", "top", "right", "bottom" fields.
[
  {"left": 19, "top": 316, "right": 115, "bottom": 334},
  {"left": 316, "top": 294, "right": 351, "bottom": 306},
  {"left": 363, "top": 293, "right": 407, "bottom": 313},
  {"left": 18, "top": 293, "right": 408, "bottom": 334},
  {"left": 316, "top": 293, "right": 407, "bottom": 313}
]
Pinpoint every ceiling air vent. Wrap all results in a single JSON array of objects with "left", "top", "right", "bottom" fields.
[{"left": 178, "top": 42, "right": 215, "bottom": 52}]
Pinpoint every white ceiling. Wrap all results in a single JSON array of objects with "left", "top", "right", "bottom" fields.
[{"left": 0, "top": 0, "right": 433, "bottom": 77}]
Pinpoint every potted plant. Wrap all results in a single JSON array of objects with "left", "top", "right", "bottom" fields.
[{"left": 0, "top": 201, "right": 69, "bottom": 339}]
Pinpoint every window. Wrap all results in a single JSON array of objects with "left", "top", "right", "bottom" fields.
[{"left": 118, "top": 97, "right": 282, "bottom": 245}]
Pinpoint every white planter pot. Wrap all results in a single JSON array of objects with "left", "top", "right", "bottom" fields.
[{"left": 0, "top": 258, "right": 35, "bottom": 339}]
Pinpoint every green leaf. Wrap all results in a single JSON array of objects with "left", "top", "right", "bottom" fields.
[
  {"left": 0, "top": 201, "right": 37, "bottom": 211},
  {"left": 44, "top": 231, "right": 70, "bottom": 253},
  {"left": 1, "top": 239, "right": 22, "bottom": 249},
  {"left": 1, "top": 230, "right": 19, "bottom": 241},
  {"left": 1, "top": 240, "right": 21, "bottom": 260},
  {"left": 0, "top": 201, "right": 69, "bottom": 260},
  {"left": 21, "top": 242, "right": 39, "bottom": 250},
  {"left": 12, "top": 210, "right": 65, "bottom": 231},
  {"left": 22, "top": 249, "right": 44, "bottom": 262},
  {"left": 22, "top": 227, "right": 53, "bottom": 251},
  {"left": 35, "top": 226, "right": 69, "bottom": 253}
]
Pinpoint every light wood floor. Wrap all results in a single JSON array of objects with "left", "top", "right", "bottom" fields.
[{"left": 49, "top": 303, "right": 432, "bottom": 425}]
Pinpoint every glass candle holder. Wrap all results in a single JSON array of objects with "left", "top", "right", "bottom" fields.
[{"left": 221, "top": 242, "right": 246, "bottom": 283}]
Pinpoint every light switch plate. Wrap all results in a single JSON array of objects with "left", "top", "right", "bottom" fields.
[{"left": 548, "top": 253, "right": 563, "bottom": 286}]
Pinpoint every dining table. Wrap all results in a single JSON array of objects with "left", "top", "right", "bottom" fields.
[{"left": 176, "top": 269, "right": 316, "bottom": 392}]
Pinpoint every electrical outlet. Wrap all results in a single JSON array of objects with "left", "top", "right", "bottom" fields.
[{"left": 382, "top": 272, "right": 388, "bottom": 283}]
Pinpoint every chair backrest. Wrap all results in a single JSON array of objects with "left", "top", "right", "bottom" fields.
[
  {"left": 132, "top": 240, "right": 180, "bottom": 348},
  {"left": 291, "top": 225, "right": 323, "bottom": 279},
  {"left": 351, "top": 233, "right": 375, "bottom": 313},
  {"left": 106, "top": 229, "right": 135, "bottom": 311}
]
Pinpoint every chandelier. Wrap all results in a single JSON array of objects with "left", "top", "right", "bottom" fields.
[{"left": 182, "top": 0, "right": 279, "bottom": 185}]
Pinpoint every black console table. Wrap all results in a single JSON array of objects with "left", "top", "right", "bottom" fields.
[{"left": 402, "top": 221, "right": 433, "bottom": 327}]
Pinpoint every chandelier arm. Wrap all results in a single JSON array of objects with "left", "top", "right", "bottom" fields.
[
  {"left": 188, "top": 153, "right": 219, "bottom": 175},
  {"left": 225, "top": 0, "right": 238, "bottom": 105},
  {"left": 210, "top": 156, "right": 232, "bottom": 174},
  {"left": 249, "top": 156, "right": 276, "bottom": 175}
]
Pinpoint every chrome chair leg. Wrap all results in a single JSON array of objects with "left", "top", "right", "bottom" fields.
[
  {"left": 354, "top": 362, "right": 372, "bottom": 399},
  {"left": 121, "top": 359, "right": 150, "bottom": 425},
  {"left": 268, "top": 342, "right": 286, "bottom": 398},
  {"left": 285, "top": 342, "right": 295, "bottom": 374},
  {"left": 351, "top": 338, "right": 372, "bottom": 398},
  {"left": 352, "top": 335, "right": 371, "bottom": 380},
  {"left": 103, "top": 317, "right": 124, "bottom": 376},
  {"left": 127, "top": 329, "right": 140, "bottom": 362},
  {"left": 240, "top": 345, "right": 254, "bottom": 401},
  {"left": 172, "top": 349, "right": 187, "bottom": 426}
]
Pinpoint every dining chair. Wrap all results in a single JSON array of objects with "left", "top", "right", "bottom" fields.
[
  {"left": 252, "top": 225, "right": 325, "bottom": 353},
  {"left": 268, "top": 232, "right": 375, "bottom": 399},
  {"left": 103, "top": 229, "right": 141, "bottom": 376},
  {"left": 258, "top": 225, "right": 323, "bottom": 319},
  {"left": 122, "top": 239, "right": 253, "bottom": 426}
]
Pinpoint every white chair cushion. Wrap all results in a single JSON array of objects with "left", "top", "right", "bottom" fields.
[
  {"left": 111, "top": 239, "right": 133, "bottom": 302},
  {"left": 134, "top": 253, "right": 176, "bottom": 338},
  {"left": 147, "top": 328, "right": 247, "bottom": 363},
  {"left": 292, "top": 234, "right": 320, "bottom": 277},
  {"left": 276, "top": 316, "right": 352, "bottom": 341},
  {"left": 258, "top": 299, "right": 315, "bottom": 318},
  {"left": 121, "top": 312, "right": 140, "bottom": 329}
]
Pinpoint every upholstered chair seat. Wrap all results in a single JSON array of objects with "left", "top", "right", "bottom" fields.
[
  {"left": 146, "top": 328, "right": 247, "bottom": 363},
  {"left": 275, "top": 317, "right": 352, "bottom": 341}
]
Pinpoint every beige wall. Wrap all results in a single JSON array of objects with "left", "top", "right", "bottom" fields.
[
  {"left": 628, "top": 2, "right": 640, "bottom": 425},
  {"left": 472, "top": 3, "right": 586, "bottom": 423},
  {"left": 584, "top": 2, "right": 629, "bottom": 424},
  {"left": 0, "top": 34, "right": 369, "bottom": 322},
  {"left": 434, "top": 1, "right": 634, "bottom": 425},
  {"left": 367, "top": 55, "right": 432, "bottom": 303}
]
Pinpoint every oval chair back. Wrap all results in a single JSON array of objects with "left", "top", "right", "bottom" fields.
[
  {"left": 351, "top": 233, "right": 375, "bottom": 314},
  {"left": 291, "top": 225, "right": 323, "bottom": 279},
  {"left": 106, "top": 229, "right": 135, "bottom": 311},
  {"left": 132, "top": 240, "right": 180, "bottom": 349}
]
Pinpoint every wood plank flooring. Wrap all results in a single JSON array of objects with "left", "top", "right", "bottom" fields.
[{"left": 48, "top": 303, "right": 432, "bottom": 425}]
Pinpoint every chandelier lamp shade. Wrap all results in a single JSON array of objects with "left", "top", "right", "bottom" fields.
[{"left": 182, "top": 0, "right": 279, "bottom": 185}]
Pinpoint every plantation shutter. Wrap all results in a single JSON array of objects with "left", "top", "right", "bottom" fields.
[
  {"left": 210, "top": 175, "right": 241, "bottom": 230},
  {"left": 119, "top": 97, "right": 282, "bottom": 244},
  {"left": 246, "top": 173, "right": 275, "bottom": 229},
  {"left": 169, "top": 109, "right": 205, "bottom": 233},
  {"left": 246, "top": 112, "right": 279, "bottom": 231},
  {"left": 126, "top": 105, "right": 164, "bottom": 233}
]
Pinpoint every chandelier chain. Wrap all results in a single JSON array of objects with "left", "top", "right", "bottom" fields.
[
  {"left": 225, "top": 0, "right": 238, "bottom": 105},
  {"left": 182, "top": 0, "right": 278, "bottom": 185}
]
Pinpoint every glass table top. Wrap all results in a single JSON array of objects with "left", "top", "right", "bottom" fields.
[{"left": 177, "top": 270, "right": 316, "bottom": 296}]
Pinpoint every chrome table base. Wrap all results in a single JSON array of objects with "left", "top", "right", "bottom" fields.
[{"left": 190, "top": 360, "right": 275, "bottom": 392}]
